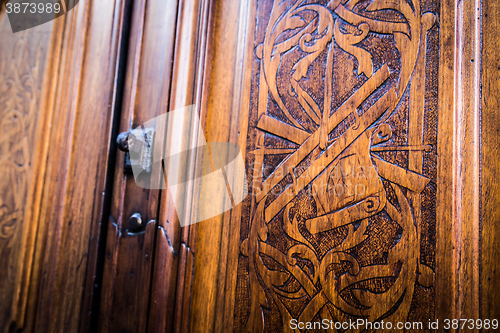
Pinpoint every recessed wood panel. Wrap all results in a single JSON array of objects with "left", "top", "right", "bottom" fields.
[{"left": 230, "top": 0, "right": 442, "bottom": 330}]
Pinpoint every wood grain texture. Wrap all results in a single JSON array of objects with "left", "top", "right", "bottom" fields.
[
  {"left": 225, "top": 0, "right": 441, "bottom": 331},
  {"left": 1, "top": 0, "right": 499, "bottom": 332},
  {"left": 27, "top": 0, "right": 129, "bottom": 331},
  {"left": 1, "top": 0, "right": 129, "bottom": 332},
  {"left": 158, "top": 0, "right": 214, "bottom": 332},
  {"left": 436, "top": 0, "right": 483, "bottom": 326},
  {"left": 0, "top": 12, "right": 55, "bottom": 332},
  {"left": 189, "top": 0, "right": 255, "bottom": 331},
  {"left": 481, "top": 0, "right": 500, "bottom": 323},
  {"left": 97, "top": 0, "right": 214, "bottom": 332},
  {"left": 452, "top": 0, "right": 482, "bottom": 324},
  {"left": 98, "top": 0, "right": 179, "bottom": 331},
  {"left": 435, "top": 0, "right": 455, "bottom": 324},
  {"left": 192, "top": 0, "right": 499, "bottom": 331}
]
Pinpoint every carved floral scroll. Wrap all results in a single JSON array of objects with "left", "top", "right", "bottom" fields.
[{"left": 237, "top": 0, "right": 439, "bottom": 331}]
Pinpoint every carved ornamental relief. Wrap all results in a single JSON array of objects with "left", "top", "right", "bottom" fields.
[{"left": 236, "top": 0, "right": 439, "bottom": 331}]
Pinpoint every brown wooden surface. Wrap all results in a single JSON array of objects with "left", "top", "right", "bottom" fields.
[
  {"left": 0, "top": 0, "right": 130, "bottom": 331},
  {"left": 98, "top": 0, "right": 178, "bottom": 331},
  {"left": 149, "top": 0, "right": 214, "bottom": 332},
  {"left": 24, "top": 1, "right": 129, "bottom": 332},
  {"left": 98, "top": 0, "right": 213, "bottom": 331},
  {"left": 481, "top": 0, "right": 500, "bottom": 323},
  {"left": 197, "top": 0, "right": 439, "bottom": 330},
  {"left": 0, "top": 0, "right": 500, "bottom": 332},
  {"left": 0, "top": 11, "right": 55, "bottom": 332},
  {"left": 435, "top": 0, "right": 483, "bottom": 325},
  {"left": 192, "top": 0, "right": 496, "bottom": 332},
  {"left": 190, "top": 0, "right": 256, "bottom": 331}
]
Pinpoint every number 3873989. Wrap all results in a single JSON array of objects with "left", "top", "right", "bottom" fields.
[{"left": 5, "top": 2, "right": 62, "bottom": 14}]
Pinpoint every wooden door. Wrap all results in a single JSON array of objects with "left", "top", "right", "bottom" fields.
[
  {"left": 96, "top": 0, "right": 210, "bottom": 332},
  {"left": 195, "top": 0, "right": 444, "bottom": 330},
  {"left": 0, "top": 1, "right": 129, "bottom": 332},
  {"left": 188, "top": 0, "right": 500, "bottom": 332},
  {"left": 1, "top": 0, "right": 499, "bottom": 332},
  {"left": 99, "top": 0, "right": 500, "bottom": 331}
]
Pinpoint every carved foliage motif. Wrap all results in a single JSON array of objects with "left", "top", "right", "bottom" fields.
[{"left": 236, "top": 0, "right": 439, "bottom": 331}]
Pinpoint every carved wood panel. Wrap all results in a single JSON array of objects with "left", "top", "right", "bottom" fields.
[
  {"left": 2, "top": 0, "right": 498, "bottom": 331},
  {"left": 234, "top": 0, "right": 440, "bottom": 330}
]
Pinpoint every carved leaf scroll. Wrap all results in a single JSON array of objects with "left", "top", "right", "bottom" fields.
[{"left": 238, "top": 0, "right": 438, "bottom": 331}]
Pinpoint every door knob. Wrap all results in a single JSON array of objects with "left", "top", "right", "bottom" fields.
[
  {"left": 116, "top": 128, "right": 155, "bottom": 173},
  {"left": 116, "top": 131, "right": 130, "bottom": 152},
  {"left": 128, "top": 213, "right": 143, "bottom": 232}
]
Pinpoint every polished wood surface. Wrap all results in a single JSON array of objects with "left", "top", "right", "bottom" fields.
[
  {"left": 222, "top": 0, "right": 438, "bottom": 330},
  {"left": 98, "top": 0, "right": 178, "bottom": 330},
  {"left": 0, "top": 0, "right": 130, "bottom": 331},
  {"left": 0, "top": 0, "right": 499, "bottom": 332},
  {"left": 0, "top": 13, "right": 55, "bottom": 332},
  {"left": 194, "top": 0, "right": 498, "bottom": 331},
  {"left": 481, "top": 0, "right": 500, "bottom": 323}
]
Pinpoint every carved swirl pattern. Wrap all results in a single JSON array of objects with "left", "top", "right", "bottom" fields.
[{"left": 235, "top": 0, "right": 440, "bottom": 331}]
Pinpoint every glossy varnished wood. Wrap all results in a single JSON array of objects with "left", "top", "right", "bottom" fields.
[
  {"left": 191, "top": 0, "right": 493, "bottom": 332},
  {"left": 97, "top": 0, "right": 215, "bottom": 332},
  {"left": 481, "top": 0, "right": 500, "bottom": 323},
  {"left": 0, "top": 12, "right": 56, "bottom": 332},
  {"left": 149, "top": 0, "right": 214, "bottom": 332},
  {"left": 98, "top": 0, "right": 178, "bottom": 331},
  {"left": 0, "top": 0, "right": 131, "bottom": 331},
  {"left": 1, "top": 0, "right": 500, "bottom": 332},
  {"left": 190, "top": 0, "right": 256, "bottom": 331},
  {"left": 26, "top": 1, "right": 130, "bottom": 332}
]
